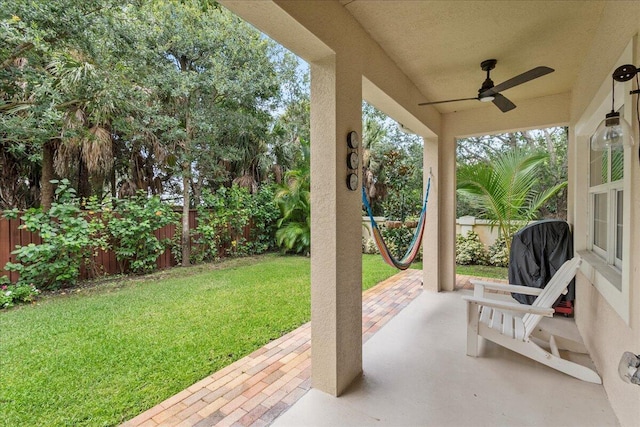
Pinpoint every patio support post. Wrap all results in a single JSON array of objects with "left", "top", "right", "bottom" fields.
[
  {"left": 439, "top": 121, "right": 458, "bottom": 292},
  {"left": 309, "top": 54, "right": 363, "bottom": 396},
  {"left": 422, "top": 126, "right": 455, "bottom": 293},
  {"left": 423, "top": 136, "right": 439, "bottom": 292}
]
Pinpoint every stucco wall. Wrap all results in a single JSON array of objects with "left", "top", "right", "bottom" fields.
[
  {"left": 569, "top": 3, "right": 640, "bottom": 426},
  {"left": 456, "top": 216, "right": 500, "bottom": 247}
]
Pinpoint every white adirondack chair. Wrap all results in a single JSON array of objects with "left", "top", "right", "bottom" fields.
[{"left": 463, "top": 256, "right": 602, "bottom": 384}]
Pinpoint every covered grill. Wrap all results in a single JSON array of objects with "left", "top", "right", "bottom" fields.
[{"left": 508, "top": 220, "right": 574, "bottom": 312}]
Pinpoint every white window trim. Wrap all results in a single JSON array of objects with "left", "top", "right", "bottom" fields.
[
  {"left": 575, "top": 41, "right": 633, "bottom": 325},
  {"left": 587, "top": 164, "right": 624, "bottom": 269}
]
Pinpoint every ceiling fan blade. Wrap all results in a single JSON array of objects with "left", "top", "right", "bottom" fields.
[
  {"left": 482, "top": 66, "right": 554, "bottom": 96},
  {"left": 418, "top": 97, "right": 478, "bottom": 106},
  {"left": 492, "top": 93, "right": 516, "bottom": 112}
]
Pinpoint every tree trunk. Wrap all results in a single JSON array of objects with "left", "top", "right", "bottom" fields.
[
  {"left": 181, "top": 102, "right": 192, "bottom": 267},
  {"left": 181, "top": 165, "right": 191, "bottom": 267},
  {"left": 77, "top": 156, "right": 91, "bottom": 202},
  {"left": 41, "top": 140, "right": 56, "bottom": 211},
  {"left": 110, "top": 166, "right": 117, "bottom": 199}
]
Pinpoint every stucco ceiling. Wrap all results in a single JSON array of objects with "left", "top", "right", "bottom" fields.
[{"left": 339, "top": 0, "right": 605, "bottom": 114}]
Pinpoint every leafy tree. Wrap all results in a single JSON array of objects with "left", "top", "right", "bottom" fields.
[
  {"left": 361, "top": 102, "right": 389, "bottom": 212},
  {"left": 134, "top": 1, "right": 290, "bottom": 264},
  {"left": 1, "top": 0, "right": 139, "bottom": 209},
  {"left": 269, "top": 67, "right": 310, "bottom": 184},
  {"left": 361, "top": 102, "right": 424, "bottom": 218},
  {"left": 2, "top": 1, "right": 303, "bottom": 212},
  {"left": 457, "top": 149, "right": 567, "bottom": 254}
]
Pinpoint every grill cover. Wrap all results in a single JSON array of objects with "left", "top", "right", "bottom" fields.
[{"left": 508, "top": 220, "right": 574, "bottom": 305}]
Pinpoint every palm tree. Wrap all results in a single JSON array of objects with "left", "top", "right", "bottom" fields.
[
  {"left": 275, "top": 147, "right": 310, "bottom": 255},
  {"left": 41, "top": 51, "right": 119, "bottom": 207},
  {"left": 457, "top": 149, "right": 567, "bottom": 254}
]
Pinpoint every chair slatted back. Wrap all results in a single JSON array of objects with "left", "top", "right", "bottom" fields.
[{"left": 521, "top": 257, "right": 581, "bottom": 339}]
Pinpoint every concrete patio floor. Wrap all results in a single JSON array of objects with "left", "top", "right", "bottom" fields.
[
  {"left": 274, "top": 286, "right": 618, "bottom": 427},
  {"left": 124, "top": 270, "right": 618, "bottom": 427}
]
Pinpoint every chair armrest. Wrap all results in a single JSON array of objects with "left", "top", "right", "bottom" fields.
[
  {"left": 470, "top": 280, "right": 544, "bottom": 296},
  {"left": 462, "top": 295, "right": 555, "bottom": 316}
]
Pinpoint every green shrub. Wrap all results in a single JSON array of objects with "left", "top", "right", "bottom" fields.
[
  {"left": 456, "top": 231, "right": 488, "bottom": 265},
  {"left": 105, "top": 194, "right": 179, "bottom": 274},
  {"left": 0, "top": 276, "right": 39, "bottom": 309},
  {"left": 246, "top": 185, "right": 279, "bottom": 254},
  {"left": 380, "top": 225, "right": 419, "bottom": 260},
  {"left": 488, "top": 235, "right": 510, "bottom": 267},
  {"left": 191, "top": 189, "right": 229, "bottom": 263},
  {"left": 3, "top": 180, "right": 107, "bottom": 290},
  {"left": 362, "top": 237, "right": 379, "bottom": 254},
  {"left": 192, "top": 185, "right": 279, "bottom": 263}
]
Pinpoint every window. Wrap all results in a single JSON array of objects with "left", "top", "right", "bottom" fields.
[
  {"left": 578, "top": 41, "right": 632, "bottom": 324},
  {"left": 588, "top": 138, "right": 624, "bottom": 276}
]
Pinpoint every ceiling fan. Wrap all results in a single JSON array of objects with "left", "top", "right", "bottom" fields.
[{"left": 418, "top": 59, "right": 554, "bottom": 112}]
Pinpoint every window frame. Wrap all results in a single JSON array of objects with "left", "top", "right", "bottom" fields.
[{"left": 587, "top": 148, "right": 624, "bottom": 270}]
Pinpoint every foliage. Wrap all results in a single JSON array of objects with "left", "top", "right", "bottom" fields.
[
  {"left": 1, "top": 0, "right": 149, "bottom": 207},
  {"left": 362, "top": 103, "right": 424, "bottom": 219},
  {"left": 455, "top": 232, "right": 489, "bottom": 266},
  {"left": 0, "top": 254, "right": 400, "bottom": 426},
  {"left": 488, "top": 235, "right": 509, "bottom": 267},
  {"left": 0, "top": 277, "right": 39, "bottom": 309},
  {"left": 362, "top": 237, "right": 380, "bottom": 255},
  {"left": 457, "top": 128, "right": 568, "bottom": 219},
  {"left": 379, "top": 149, "right": 423, "bottom": 221},
  {"left": 190, "top": 184, "right": 279, "bottom": 263},
  {"left": 380, "top": 225, "right": 422, "bottom": 261},
  {"left": 247, "top": 185, "right": 280, "bottom": 254},
  {"left": 105, "top": 194, "right": 179, "bottom": 274},
  {"left": 3, "top": 180, "right": 107, "bottom": 290},
  {"left": 457, "top": 148, "right": 567, "bottom": 254},
  {"left": 1, "top": 1, "right": 307, "bottom": 212},
  {"left": 132, "top": 1, "right": 296, "bottom": 262},
  {"left": 275, "top": 160, "right": 310, "bottom": 255}
]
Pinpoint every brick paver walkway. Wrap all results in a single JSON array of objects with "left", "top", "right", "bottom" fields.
[{"left": 123, "top": 269, "right": 423, "bottom": 427}]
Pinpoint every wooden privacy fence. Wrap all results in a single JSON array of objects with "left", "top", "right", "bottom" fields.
[{"left": 0, "top": 210, "right": 252, "bottom": 284}]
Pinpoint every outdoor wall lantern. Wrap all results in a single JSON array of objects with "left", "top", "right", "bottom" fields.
[
  {"left": 591, "top": 64, "right": 638, "bottom": 151},
  {"left": 618, "top": 351, "right": 640, "bottom": 385}
]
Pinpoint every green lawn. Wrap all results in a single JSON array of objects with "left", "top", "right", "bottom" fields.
[
  {"left": 0, "top": 254, "right": 408, "bottom": 427},
  {"left": 455, "top": 264, "right": 508, "bottom": 280}
]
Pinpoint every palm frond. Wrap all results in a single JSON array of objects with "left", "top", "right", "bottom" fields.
[{"left": 81, "top": 126, "right": 113, "bottom": 174}]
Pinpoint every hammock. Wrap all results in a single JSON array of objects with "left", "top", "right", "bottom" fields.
[{"left": 362, "top": 176, "right": 431, "bottom": 270}]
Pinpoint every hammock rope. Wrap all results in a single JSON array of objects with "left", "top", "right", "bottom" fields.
[{"left": 362, "top": 176, "right": 431, "bottom": 270}]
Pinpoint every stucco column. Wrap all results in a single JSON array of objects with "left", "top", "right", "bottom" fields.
[
  {"left": 439, "top": 122, "right": 457, "bottom": 292},
  {"left": 423, "top": 129, "right": 456, "bottom": 292},
  {"left": 423, "top": 136, "right": 439, "bottom": 292},
  {"left": 310, "top": 54, "right": 363, "bottom": 396}
]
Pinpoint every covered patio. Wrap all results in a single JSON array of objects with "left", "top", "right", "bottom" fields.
[{"left": 218, "top": 1, "right": 639, "bottom": 426}]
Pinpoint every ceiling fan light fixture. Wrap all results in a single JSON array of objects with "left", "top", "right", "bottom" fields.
[{"left": 417, "top": 60, "right": 554, "bottom": 113}]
